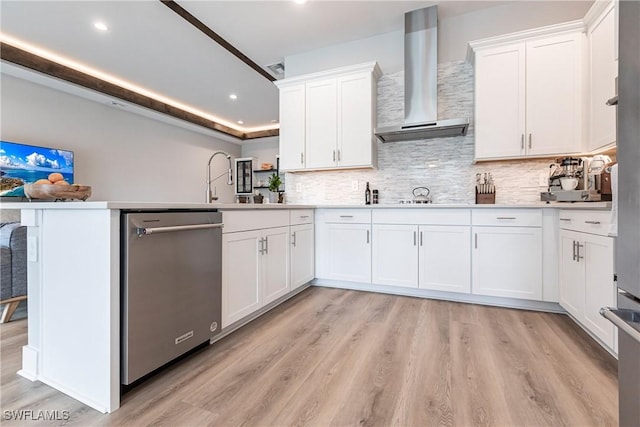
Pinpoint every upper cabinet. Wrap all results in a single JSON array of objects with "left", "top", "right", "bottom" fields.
[
  {"left": 585, "top": 0, "right": 618, "bottom": 152},
  {"left": 276, "top": 62, "right": 381, "bottom": 172},
  {"left": 470, "top": 24, "right": 585, "bottom": 161}
]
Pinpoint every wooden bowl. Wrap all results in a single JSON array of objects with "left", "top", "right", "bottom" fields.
[{"left": 24, "top": 184, "right": 92, "bottom": 201}]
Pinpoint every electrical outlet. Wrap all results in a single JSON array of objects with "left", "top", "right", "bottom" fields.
[
  {"left": 351, "top": 180, "right": 359, "bottom": 191},
  {"left": 539, "top": 173, "right": 548, "bottom": 187},
  {"left": 296, "top": 183, "right": 302, "bottom": 193}
]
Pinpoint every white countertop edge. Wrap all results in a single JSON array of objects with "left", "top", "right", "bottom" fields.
[{"left": 0, "top": 201, "right": 611, "bottom": 211}]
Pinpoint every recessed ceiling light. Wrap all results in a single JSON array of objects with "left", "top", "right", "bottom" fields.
[
  {"left": 293, "top": 0, "right": 308, "bottom": 4},
  {"left": 93, "top": 22, "right": 109, "bottom": 32},
  {"left": 229, "top": 94, "right": 237, "bottom": 100},
  {"left": 237, "top": 120, "right": 244, "bottom": 125}
]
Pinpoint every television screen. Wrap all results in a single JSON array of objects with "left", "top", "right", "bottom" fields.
[{"left": 0, "top": 140, "right": 74, "bottom": 198}]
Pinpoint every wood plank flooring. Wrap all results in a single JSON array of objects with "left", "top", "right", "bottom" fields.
[{"left": 0, "top": 287, "right": 618, "bottom": 426}]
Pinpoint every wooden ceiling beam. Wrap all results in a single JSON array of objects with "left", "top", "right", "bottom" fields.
[{"left": 1, "top": 42, "right": 282, "bottom": 140}]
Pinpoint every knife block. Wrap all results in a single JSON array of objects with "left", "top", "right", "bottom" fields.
[{"left": 476, "top": 191, "right": 496, "bottom": 204}]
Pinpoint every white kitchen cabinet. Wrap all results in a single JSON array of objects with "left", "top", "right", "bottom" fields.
[
  {"left": 559, "top": 216, "right": 616, "bottom": 351},
  {"left": 472, "top": 26, "right": 583, "bottom": 160},
  {"left": 261, "top": 226, "right": 290, "bottom": 306},
  {"left": 222, "top": 230, "right": 262, "bottom": 327},
  {"left": 278, "top": 84, "right": 306, "bottom": 170},
  {"left": 221, "top": 212, "right": 290, "bottom": 328},
  {"left": 324, "top": 223, "right": 371, "bottom": 283},
  {"left": 419, "top": 225, "right": 471, "bottom": 294},
  {"left": 305, "top": 78, "right": 337, "bottom": 169},
  {"left": 276, "top": 62, "right": 381, "bottom": 172},
  {"left": 290, "top": 223, "right": 315, "bottom": 291},
  {"left": 586, "top": 0, "right": 617, "bottom": 151},
  {"left": 472, "top": 226, "right": 543, "bottom": 300},
  {"left": 372, "top": 224, "right": 419, "bottom": 288}
]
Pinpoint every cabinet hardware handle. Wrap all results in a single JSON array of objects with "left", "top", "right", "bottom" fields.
[
  {"left": 521, "top": 134, "right": 524, "bottom": 150},
  {"left": 259, "top": 237, "right": 265, "bottom": 255},
  {"left": 333, "top": 150, "right": 336, "bottom": 162},
  {"left": 585, "top": 220, "right": 601, "bottom": 225},
  {"left": 559, "top": 218, "right": 571, "bottom": 222},
  {"left": 292, "top": 232, "right": 296, "bottom": 247},
  {"left": 367, "top": 229, "right": 370, "bottom": 244},
  {"left": 528, "top": 134, "right": 532, "bottom": 149},
  {"left": 576, "top": 242, "right": 584, "bottom": 262},
  {"left": 496, "top": 217, "right": 517, "bottom": 220},
  {"left": 572, "top": 240, "right": 577, "bottom": 261},
  {"left": 339, "top": 215, "right": 354, "bottom": 218},
  {"left": 475, "top": 233, "right": 478, "bottom": 249},
  {"left": 420, "top": 231, "right": 423, "bottom": 247},
  {"left": 337, "top": 149, "right": 341, "bottom": 161},
  {"left": 300, "top": 215, "right": 309, "bottom": 219},
  {"left": 301, "top": 153, "right": 304, "bottom": 164},
  {"left": 413, "top": 231, "right": 417, "bottom": 246},
  {"left": 264, "top": 236, "right": 269, "bottom": 255}
]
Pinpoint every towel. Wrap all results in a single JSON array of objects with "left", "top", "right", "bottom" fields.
[{"left": 609, "top": 164, "right": 618, "bottom": 236}]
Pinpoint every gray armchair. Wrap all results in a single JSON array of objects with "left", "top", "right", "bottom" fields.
[{"left": 1, "top": 222, "right": 27, "bottom": 323}]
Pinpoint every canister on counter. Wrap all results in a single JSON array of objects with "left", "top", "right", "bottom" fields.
[{"left": 372, "top": 189, "right": 379, "bottom": 204}]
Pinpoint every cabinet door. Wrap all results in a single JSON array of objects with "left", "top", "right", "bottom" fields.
[
  {"left": 337, "top": 73, "right": 373, "bottom": 167},
  {"left": 583, "top": 234, "right": 616, "bottom": 349},
  {"left": 372, "top": 224, "right": 418, "bottom": 288},
  {"left": 222, "top": 230, "right": 261, "bottom": 328},
  {"left": 475, "top": 43, "right": 526, "bottom": 159},
  {"left": 291, "top": 223, "right": 315, "bottom": 290},
  {"left": 262, "top": 226, "right": 290, "bottom": 306},
  {"left": 526, "top": 33, "right": 583, "bottom": 156},
  {"left": 558, "top": 230, "right": 585, "bottom": 319},
  {"left": 419, "top": 225, "right": 471, "bottom": 294},
  {"left": 305, "top": 78, "right": 337, "bottom": 169},
  {"left": 279, "top": 84, "right": 306, "bottom": 171},
  {"left": 325, "top": 223, "right": 371, "bottom": 283},
  {"left": 588, "top": 5, "right": 617, "bottom": 151},
  {"left": 472, "top": 227, "right": 542, "bottom": 300}
]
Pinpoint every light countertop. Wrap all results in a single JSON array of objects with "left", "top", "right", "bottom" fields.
[{"left": 0, "top": 201, "right": 611, "bottom": 211}]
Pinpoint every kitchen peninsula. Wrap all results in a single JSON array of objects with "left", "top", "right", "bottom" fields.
[{"left": 1, "top": 201, "right": 612, "bottom": 413}]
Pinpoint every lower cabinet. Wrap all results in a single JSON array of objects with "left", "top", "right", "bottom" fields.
[
  {"left": 290, "top": 223, "right": 315, "bottom": 290},
  {"left": 316, "top": 220, "right": 371, "bottom": 283},
  {"left": 559, "top": 228, "right": 616, "bottom": 350},
  {"left": 472, "top": 226, "right": 543, "bottom": 300},
  {"left": 222, "top": 226, "right": 290, "bottom": 328},
  {"left": 371, "top": 224, "right": 471, "bottom": 292}
]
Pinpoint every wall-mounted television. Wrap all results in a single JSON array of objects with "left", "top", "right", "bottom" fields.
[{"left": 0, "top": 140, "right": 74, "bottom": 199}]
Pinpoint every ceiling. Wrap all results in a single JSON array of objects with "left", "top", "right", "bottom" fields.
[{"left": 1, "top": 0, "right": 559, "bottom": 140}]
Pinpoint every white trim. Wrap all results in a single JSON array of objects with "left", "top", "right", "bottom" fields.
[
  {"left": 17, "top": 346, "right": 39, "bottom": 381},
  {"left": 38, "top": 375, "right": 111, "bottom": 414},
  {"left": 584, "top": 0, "right": 614, "bottom": 28},
  {"left": 467, "top": 20, "right": 585, "bottom": 58},
  {"left": 275, "top": 61, "right": 381, "bottom": 88}
]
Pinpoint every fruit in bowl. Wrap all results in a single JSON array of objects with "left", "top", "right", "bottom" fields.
[{"left": 24, "top": 173, "right": 91, "bottom": 201}]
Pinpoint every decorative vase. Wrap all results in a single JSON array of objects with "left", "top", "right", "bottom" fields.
[
  {"left": 269, "top": 192, "right": 277, "bottom": 203},
  {"left": 278, "top": 192, "right": 284, "bottom": 203}
]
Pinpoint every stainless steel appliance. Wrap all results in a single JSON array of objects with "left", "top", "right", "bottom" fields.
[
  {"left": 121, "top": 210, "right": 222, "bottom": 385},
  {"left": 541, "top": 156, "right": 607, "bottom": 202},
  {"left": 374, "top": 6, "right": 469, "bottom": 142},
  {"left": 600, "top": 1, "right": 640, "bottom": 425}
]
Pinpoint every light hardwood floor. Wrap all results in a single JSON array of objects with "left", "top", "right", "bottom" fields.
[{"left": 0, "top": 287, "right": 618, "bottom": 426}]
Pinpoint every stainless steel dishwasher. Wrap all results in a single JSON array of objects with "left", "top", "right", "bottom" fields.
[{"left": 121, "top": 210, "right": 222, "bottom": 385}]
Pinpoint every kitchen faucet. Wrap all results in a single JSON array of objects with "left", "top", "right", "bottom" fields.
[{"left": 206, "top": 151, "right": 233, "bottom": 203}]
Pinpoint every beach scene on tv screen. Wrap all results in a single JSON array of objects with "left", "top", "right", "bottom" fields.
[{"left": 0, "top": 141, "right": 74, "bottom": 197}]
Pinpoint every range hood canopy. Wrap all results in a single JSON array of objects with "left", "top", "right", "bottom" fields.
[{"left": 375, "top": 6, "right": 469, "bottom": 143}]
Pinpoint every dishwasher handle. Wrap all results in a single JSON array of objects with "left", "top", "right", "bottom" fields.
[
  {"left": 600, "top": 307, "right": 640, "bottom": 344},
  {"left": 136, "top": 223, "right": 223, "bottom": 237}
]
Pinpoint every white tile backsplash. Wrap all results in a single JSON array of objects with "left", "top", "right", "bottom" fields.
[{"left": 285, "top": 61, "right": 553, "bottom": 205}]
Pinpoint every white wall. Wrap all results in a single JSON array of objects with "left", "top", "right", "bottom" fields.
[
  {"left": 1, "top": 74, "right": 241, "bottom": 203},
  {"left": 285, "top": 0, "right": 592, "bottom": 76}
]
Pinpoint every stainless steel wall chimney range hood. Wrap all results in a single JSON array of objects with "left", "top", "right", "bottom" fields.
[{"left": 375, "top": 6, "right": 469, "bottom": 143}]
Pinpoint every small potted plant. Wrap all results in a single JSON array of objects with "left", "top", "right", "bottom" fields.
[{"left": 267, "top": 173, "right": 283, "bottom": 203}]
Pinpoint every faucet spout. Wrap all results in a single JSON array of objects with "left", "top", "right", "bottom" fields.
[{"left": 207, "top": 151, "right": 233, "bottom": 203}]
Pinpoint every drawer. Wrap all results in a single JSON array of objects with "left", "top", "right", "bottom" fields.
[
  {"left": 316, "top": 209, "right": 371, "bottom": 224},
  {"left": 290, "top": 209, "right": 314, "bottom": 225},
  {"left": 472, "top": 209, "right": 542, "bottom": 227},
  {"left": 222, "top": 210, "right": 289, "bottom": 233},
  {"left": 558, "top": 210, "right": 611, "bottom": 235},
  {"left": 372, "top": 209, "right": 470, "bottom": 225}
]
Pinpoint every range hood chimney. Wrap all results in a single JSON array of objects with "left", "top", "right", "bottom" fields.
[{"left": 375, "top": 6, "right": 469, "bottom": 143}]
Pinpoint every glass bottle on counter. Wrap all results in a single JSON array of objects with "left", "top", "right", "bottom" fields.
[{"left": 365, "top": 182, "right": 371, "bottom": 205}]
